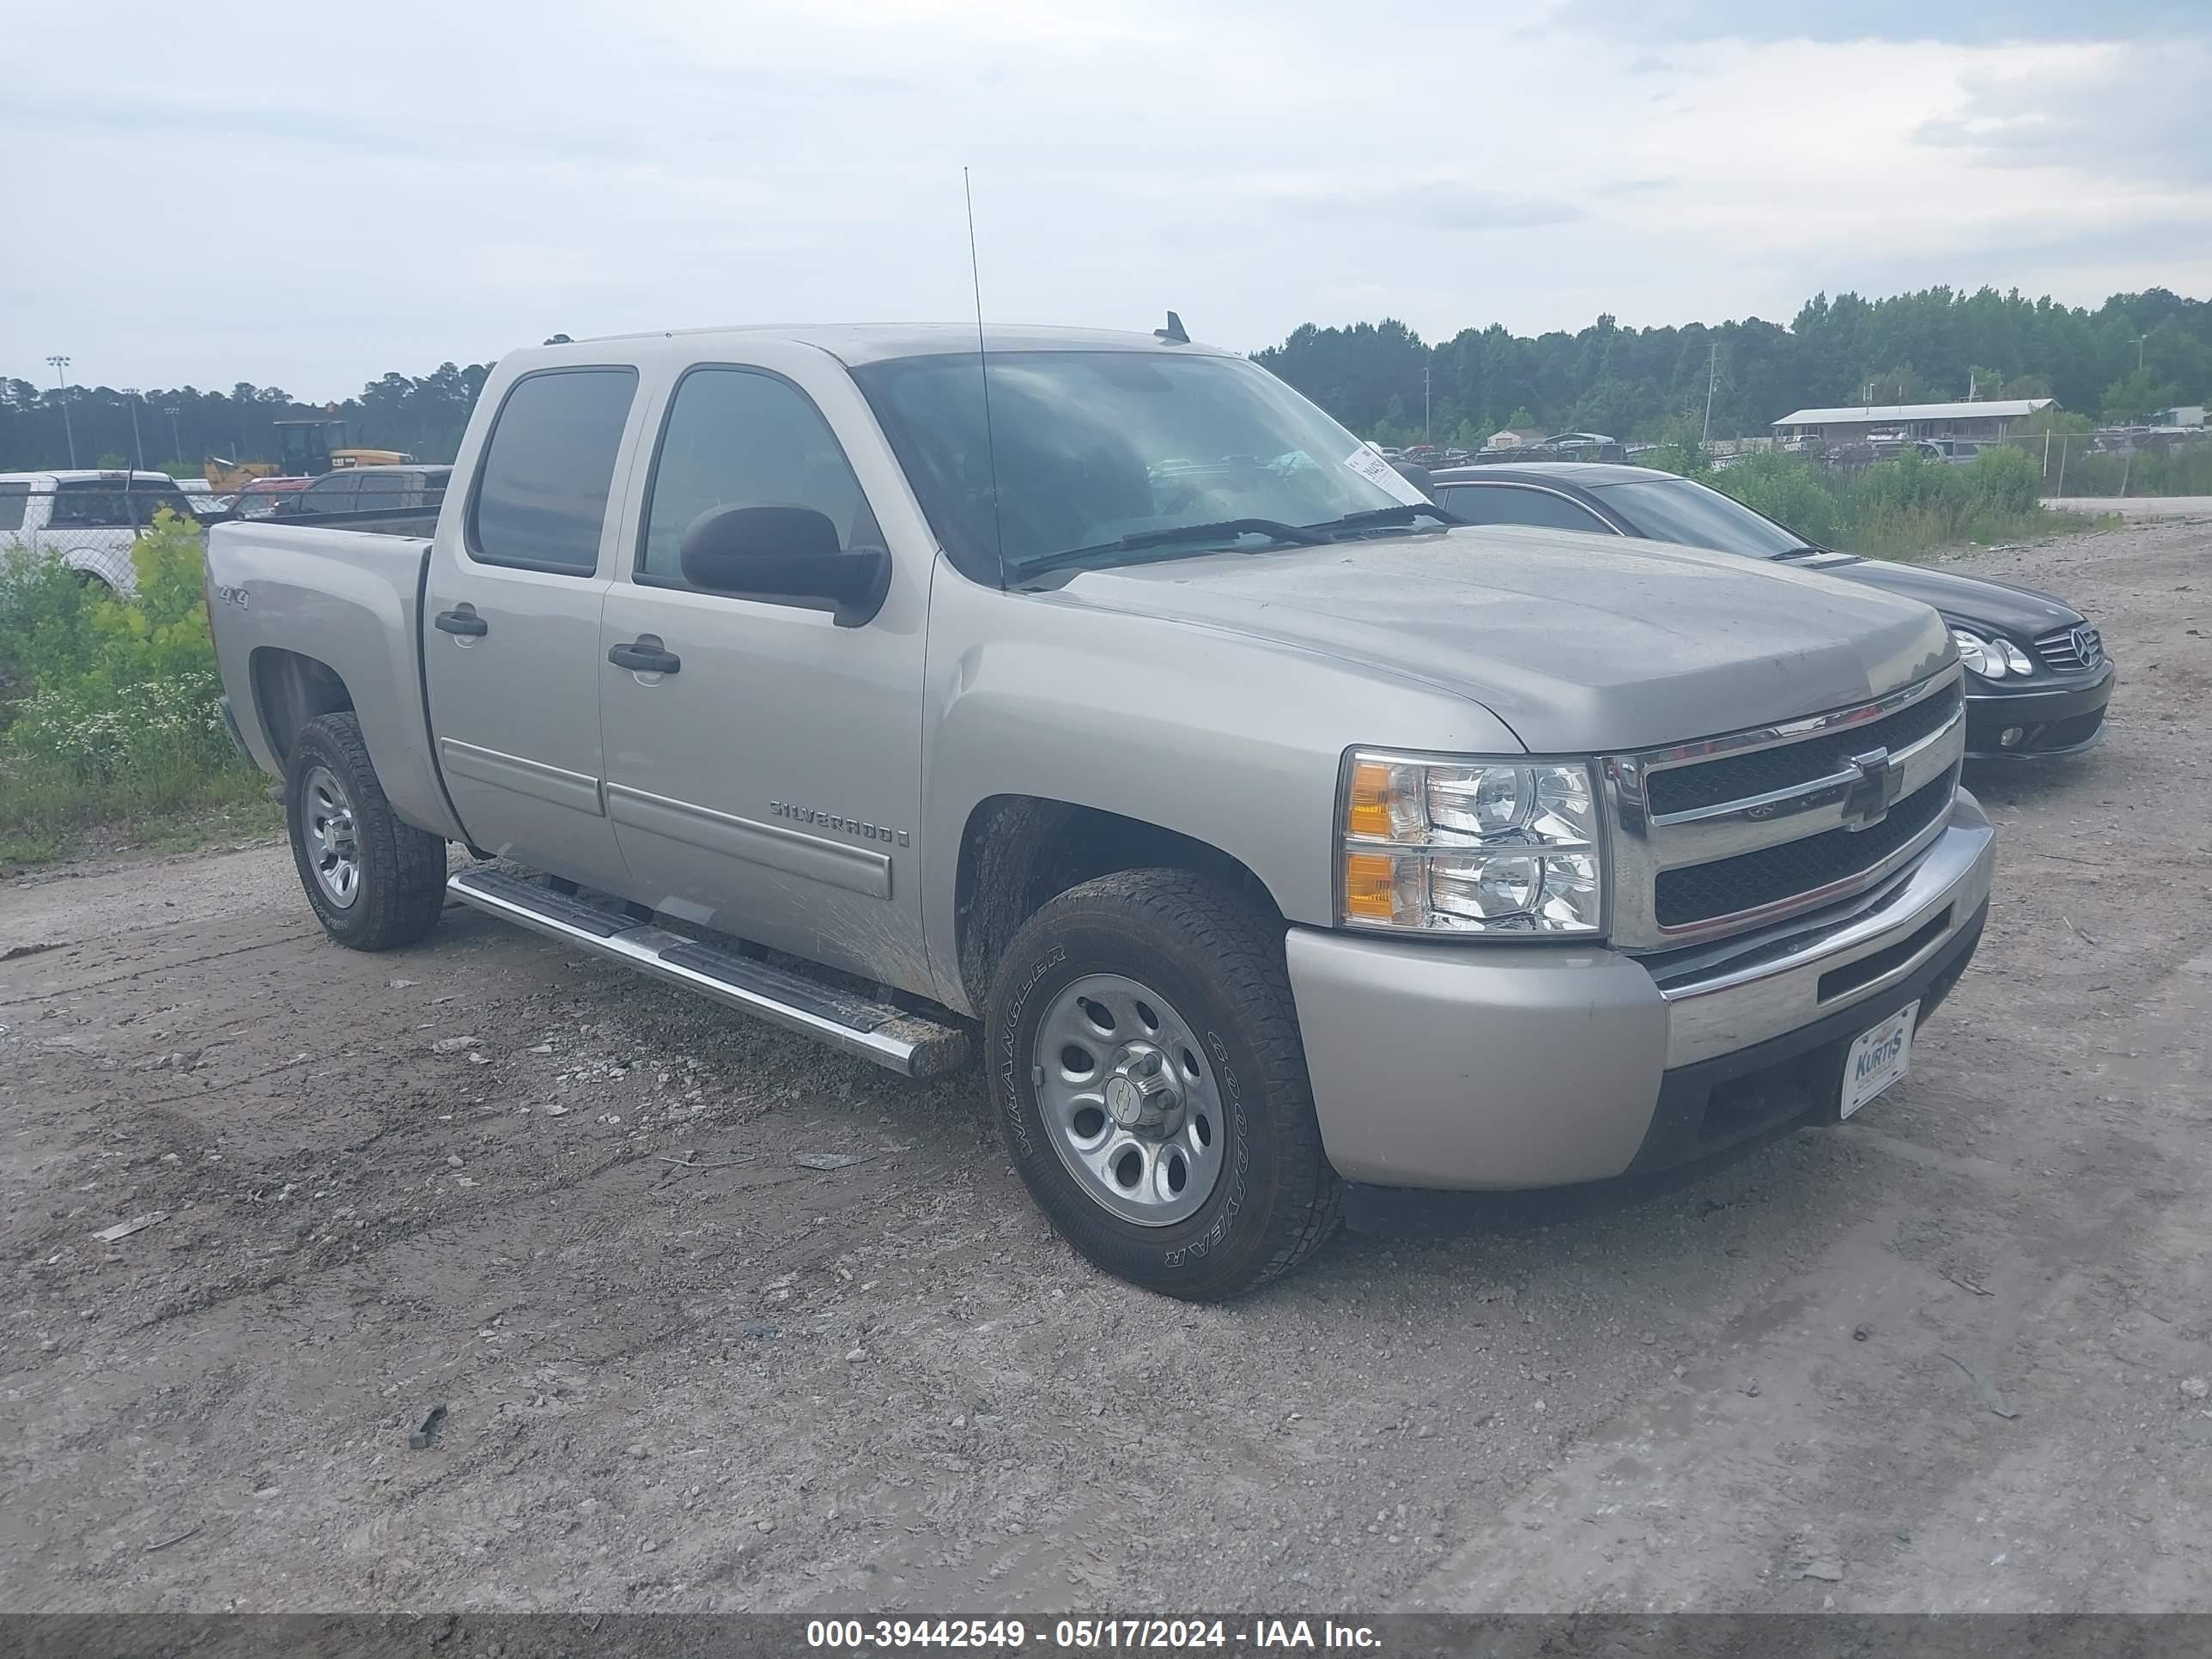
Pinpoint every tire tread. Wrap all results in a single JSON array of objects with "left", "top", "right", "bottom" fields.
[
  {"left": 288, "top": 712, "right": 447, "bottom": 951},
  {"left": 990, "top": 868, "right": 1340, "bottom": 1298}
]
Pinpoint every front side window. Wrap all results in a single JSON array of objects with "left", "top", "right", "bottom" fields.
[
  {"left": 1441, "top": 484, "right": 1613, "bottom": 534},
  {"left": 852, "top": 350, "right": 1412, "bottom": 581},
  {"left": 300, "top": 474, "right": 361, "bottom": 515},
  {"left": 131, "top": 485, "right": 192, "bottom": 526},
  {"left": 469, "top": 368, "right": 637, "bottom": 574},
  {"left": 0, "top": 483, "right": 28, "bottom": 532},
  {"left": 637, "top": 368, "right": 879, "bottom": 586}
]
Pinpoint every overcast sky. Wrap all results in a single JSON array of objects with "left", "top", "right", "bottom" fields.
[{"left": 4, "top": 0, "right": 2208, "bottom": 397}]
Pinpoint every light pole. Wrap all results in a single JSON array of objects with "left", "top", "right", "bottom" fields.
[
  {"left": 45, "top": 354, "right": 76, "bottom": 466},
  {"left": 121, "top": 387, "right": 145, "bottom": 471},
  {"left": 164, "top": 405, "right": 182, "bottom": 466}
]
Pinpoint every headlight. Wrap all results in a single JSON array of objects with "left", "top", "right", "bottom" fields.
[
  {"left": 1952, "top": 627, "right": 2032, "bottom": 679},
  {"left": 1340, "top": 751, "right": 1603, "bottom": 935}
]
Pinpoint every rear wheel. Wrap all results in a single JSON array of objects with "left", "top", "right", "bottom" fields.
[
  {"left": 285, "top": 712, "right": 447, "bottom": 951},
  {"left": 986, "top": 869, "right": 1340, "bottom": 1299}
]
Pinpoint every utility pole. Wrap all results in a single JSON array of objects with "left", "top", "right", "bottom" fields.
[
  {"left": 46, "top": 354, "right": 76, "bottom": 466},
  {"left": 1423, "top": 365, "right": 1431, "bottom": 444},
  {"left": 1701, "top": 343, "right": 1718, "bottom": 445},
  {"left": 164, "top": 405, "right": 181, "bottom": 465},
  {"left": 121, "top": 388, "right": 145, "bottom": 471},
  {"left": 2134, "top": 333, "right": 2146, "bottom": 374}
]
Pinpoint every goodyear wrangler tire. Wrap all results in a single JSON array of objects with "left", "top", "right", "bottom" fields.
[
  {"left": 986, "top": 869, "right": 1340, "bottom": 1299},
  {"left": 285, "top": 712, "right": 447, "bottom": 951}
]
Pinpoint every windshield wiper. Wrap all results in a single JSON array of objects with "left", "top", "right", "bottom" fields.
[
  {"left": 1013, "top": 518, "right": 1329, "bottom": 580},
  {"left": 1771, "top": 544, "right": 1829, "bottom": 561},
  {"left": 1306, "top": 502, "right": 1462, "bottom": 533}
]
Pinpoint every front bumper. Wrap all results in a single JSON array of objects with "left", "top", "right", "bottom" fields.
[
  {"left": 1285, "top": 791, "right": 1996, "bottom": 1191},
  {"left": 1963, "top": 662, "right": 2113, "bottom": 758}
]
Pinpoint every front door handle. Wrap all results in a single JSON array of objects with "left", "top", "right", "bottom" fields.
[
  {"left": 434, "top": 608, "right": 488, "bottom": 637},
  {"left": 608, "top": 640, "right": 681, "bottom": 675}
]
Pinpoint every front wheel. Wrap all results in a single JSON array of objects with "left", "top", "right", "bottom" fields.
[
  {"left": 285, "top": 712, "right": 447, "bottom": 951},
  {"left": 986, "top": 869, "right": 1341, "bottom": 1299}
]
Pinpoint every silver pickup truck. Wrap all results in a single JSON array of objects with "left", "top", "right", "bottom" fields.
[{"left": 205, "top": 324, "right": 1994, "bottom": 1299}]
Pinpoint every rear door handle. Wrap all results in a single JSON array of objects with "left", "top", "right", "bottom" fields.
[
  {"left": 434, "top": 608, "right": 488, "bottom": 636},
  {"left": 607, "top": 640, "right": 681, "bottom": 675}
]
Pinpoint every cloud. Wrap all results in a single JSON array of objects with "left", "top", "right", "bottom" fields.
[
  {"left": 1915, "top": 44, "right": 2212, "bottom": 184},
  {"left": 1276, "top": 183, "right": 1580, "bottom": 233},
  {"left": 1, "top": 0, "right": 2206, "bottom": 393},
  {"left": 1553, "top": 0, "right": 2209, "bottom": 46}
]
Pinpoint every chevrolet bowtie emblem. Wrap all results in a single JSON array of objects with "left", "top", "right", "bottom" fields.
[{"left": 1840, "top": 746, "right": 1904, "bottom": 831}]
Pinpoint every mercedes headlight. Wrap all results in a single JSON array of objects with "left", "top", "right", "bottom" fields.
[
  {"left": 1339, "top": 751, "right": 1603, "bottom": 936},
  {"left": 1952, "top": 627, "right": 2032, "bottom": 679}
]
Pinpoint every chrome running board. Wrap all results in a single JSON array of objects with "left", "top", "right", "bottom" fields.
[{"left": 446, "top": 867, "right": 969, "bottom": 1079}]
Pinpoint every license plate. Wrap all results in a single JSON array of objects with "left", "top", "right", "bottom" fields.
[{"left": 1841, "top": 1000, "right": 1918, "bottom": 1119}]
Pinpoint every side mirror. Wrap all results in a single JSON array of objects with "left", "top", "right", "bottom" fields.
[{"left": 678, "top": 504, "right": 890, "bottom": 628}]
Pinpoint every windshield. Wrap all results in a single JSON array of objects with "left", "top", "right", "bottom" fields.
[
  {"left": 1593, "top": 477, "right": 1812, "bottom": 558},
  {"left": 851, "top": 350, "right": 1412, "bottom": 581}
]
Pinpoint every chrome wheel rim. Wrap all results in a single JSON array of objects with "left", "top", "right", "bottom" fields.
[
  {"left": 301, "top": 764, "right": 362, "bottom": 909},
  {"left": 1032, "top": 973, "right": 1224, "bottom": 1227}
]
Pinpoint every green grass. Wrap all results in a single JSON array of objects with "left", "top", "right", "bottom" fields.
[
  {"left": 0, "top": 751, "right": 281, "bottom": 869},
  {"left": 1644, "top": 444, "right": 2125, "bottom": 562},
  {"left": 1, "top": 514, "right": 284, "bottom": 870}
]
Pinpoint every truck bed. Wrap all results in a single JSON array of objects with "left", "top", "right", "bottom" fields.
[{"left": 204, "top": 517, "right": 462, "bottom": 842}]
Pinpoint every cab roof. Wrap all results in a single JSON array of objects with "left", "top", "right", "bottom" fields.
[
  {"left": 561, "top": 322, "right": 1234, "bottom": 368},
  {"left": 1427, "top": 461, "right": 1672, "bottom": 489},
  {"left": 0, "top": 469, "right": 189, "bottom": 487}
]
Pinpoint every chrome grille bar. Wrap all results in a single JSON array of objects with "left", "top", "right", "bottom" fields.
[{"left": 1603, "top": 668, "right": 1966, "bottom": 951}]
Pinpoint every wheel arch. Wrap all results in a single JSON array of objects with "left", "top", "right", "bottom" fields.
[
  {"left": 249, "top": 647, "right": 356, "bottom": 765},
  {"left": 951, "top": 794, "right": 1285, "bottom": 1015}
]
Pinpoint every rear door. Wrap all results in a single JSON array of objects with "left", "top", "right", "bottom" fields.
[
  {"left": 422, "top": 365, "right": 641, "bottom": 887},
  {"left": 596, "top": 349, "right": 932, "bottom": 987}
]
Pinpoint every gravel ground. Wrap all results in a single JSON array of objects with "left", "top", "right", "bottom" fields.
[{"left": 3, "top": 519, "right": 2209, "bottom": 1614}]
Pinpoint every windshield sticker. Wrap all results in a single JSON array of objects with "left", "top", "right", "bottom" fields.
[{"left": 1344, "top": 446, "right": 1431, "bottom": 506}]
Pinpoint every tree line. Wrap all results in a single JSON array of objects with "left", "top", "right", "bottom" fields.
[
  {"left": 5, "top": 286, "right": 2207, "bottom": 474},
  {"left": 0, "top": 363, "right": 494, "bottom": 476},
  {"left": 1253, "top": 285, "right": 2210, "bottom": 447}
]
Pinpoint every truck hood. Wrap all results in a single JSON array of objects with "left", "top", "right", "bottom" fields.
[{"left": 1048, "top": 526, "right": 1954, "bottom": 753}]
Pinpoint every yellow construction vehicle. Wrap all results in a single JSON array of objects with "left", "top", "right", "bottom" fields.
[{"left": 203, "top": 419, "right": 410, "bottom": 490}]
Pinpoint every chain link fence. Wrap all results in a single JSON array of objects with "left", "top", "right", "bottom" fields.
[{"left": 1983, "top": 428, "right": 2212, "bottom": 499}]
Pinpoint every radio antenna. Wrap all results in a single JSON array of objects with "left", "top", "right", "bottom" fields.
[{"left": 964, "top": 167, "right": 1006, "bottom": 586}]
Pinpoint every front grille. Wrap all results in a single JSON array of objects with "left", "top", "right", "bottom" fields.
[
  {"left": 1645, "top": 682, "right": 1961, "bottom": 817},
  {"left": 2033, "top": 624, "right": 2102, "bottom": 672},
  {"left": 1654, "top": 763, "right": 1959, "bottom": 929}
]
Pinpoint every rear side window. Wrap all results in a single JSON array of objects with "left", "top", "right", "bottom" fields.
[
  {"left": 469, "top": 368, "right": 637, "bottom": 574},
  {"left": 1441, "top": 484, "right": 1613, "bottom": 534},
  {"left": 0, "top": 484, "right": 27, "bottom": 532},
  {"left": 637, "top": 367, "right": 881, "bottom": 586},
  {"left": 354, "top": 471, "right": 409, "bottom": 509}
]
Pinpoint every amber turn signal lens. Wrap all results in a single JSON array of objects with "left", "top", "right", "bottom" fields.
[
  {"left": 1346, "top": 760, "right": 1395, "bottom": 840},
  {"left": 1342, "top": 850, "right": 1401, "bottom": 921}
]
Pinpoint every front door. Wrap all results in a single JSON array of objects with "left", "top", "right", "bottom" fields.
[
  {"left": 422, "top": 365, "right": 640, "bottom": 890},
  {"left": 597, "top": 359, "right": 930, "bottom": 989}
]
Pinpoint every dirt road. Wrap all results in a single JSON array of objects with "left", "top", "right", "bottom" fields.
[{"left": 4, "top": 520, "right": 2209, "bottom": 1614}]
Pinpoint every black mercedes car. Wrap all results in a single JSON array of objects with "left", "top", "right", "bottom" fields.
[{"left": 1425, "top": 462, "right": 2115, "bottom": 759}]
